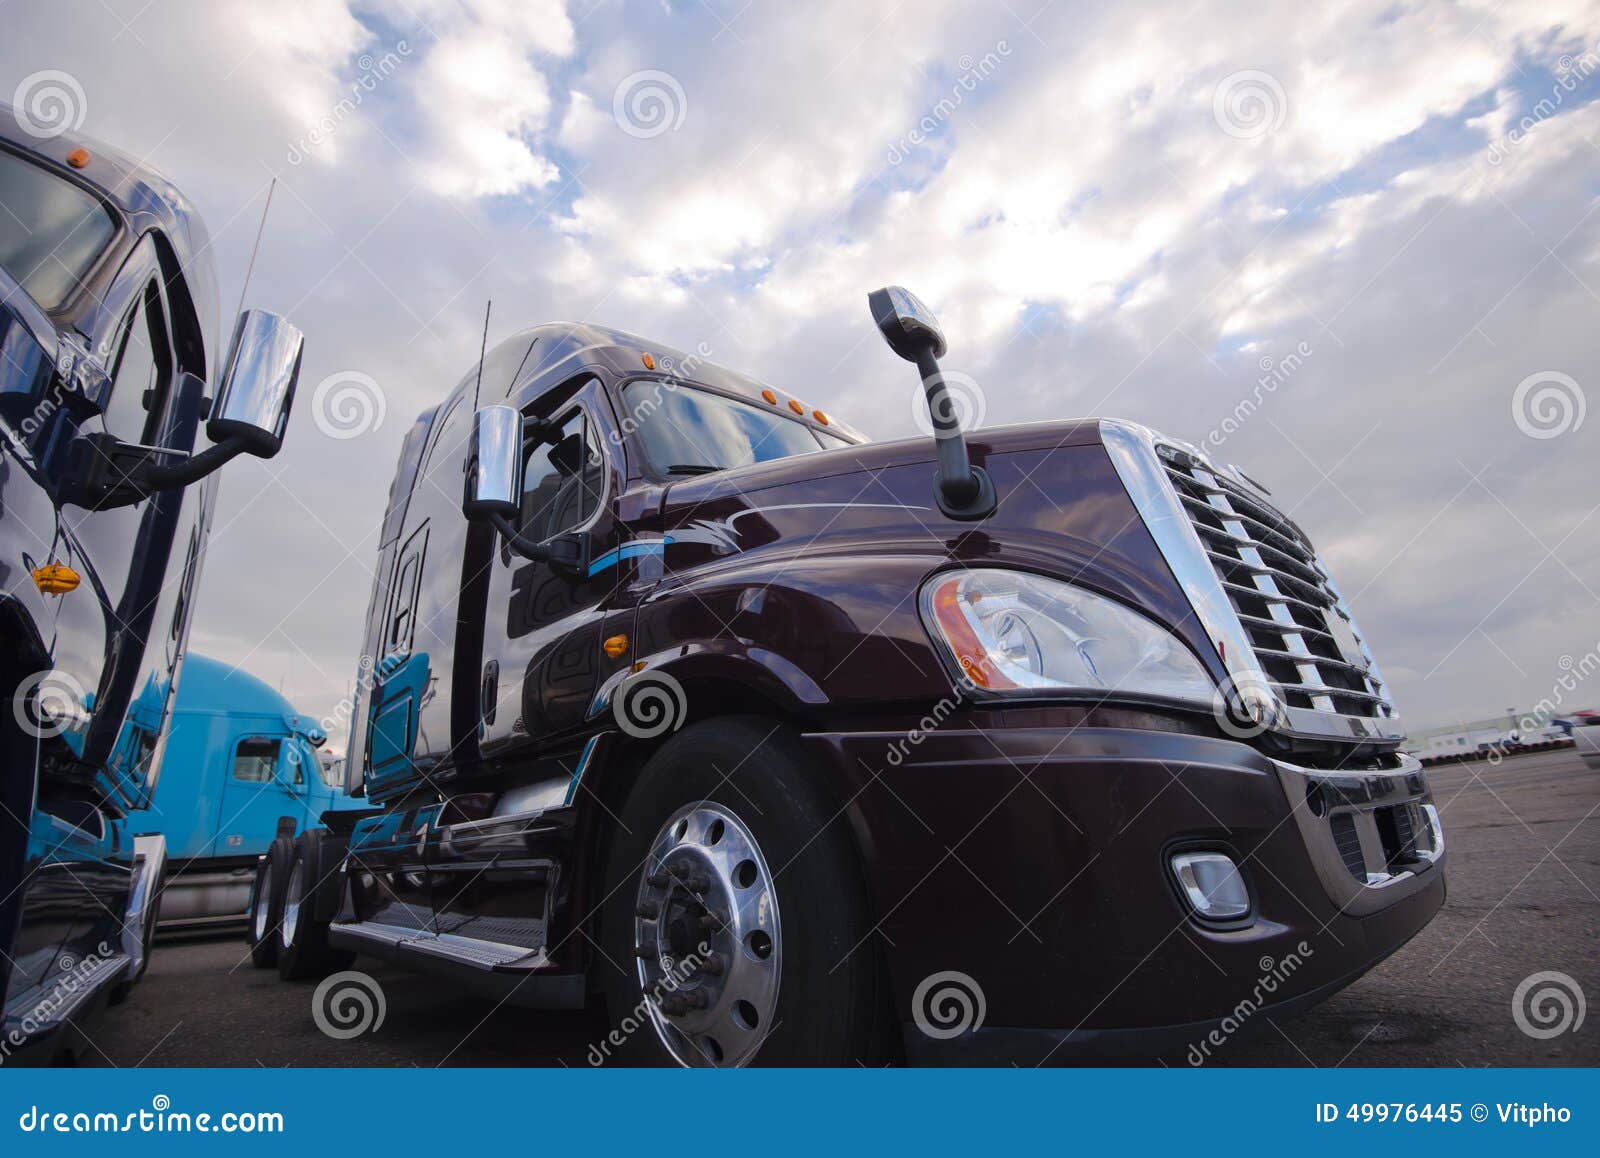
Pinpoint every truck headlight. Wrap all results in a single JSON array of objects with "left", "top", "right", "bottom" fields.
[{"left": 920, "top": 569, "right": 1214, "bottom": 703}]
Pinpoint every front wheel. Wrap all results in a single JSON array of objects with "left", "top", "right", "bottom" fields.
[
  {"left": 246, "top": 837, "right": 293, "bottom": 969},
  {"left": 597, "top": 716, "right": 892, "bottom": 1066},
  {"left": 277, "top": 830, "right": 355, "bottom": 981}
]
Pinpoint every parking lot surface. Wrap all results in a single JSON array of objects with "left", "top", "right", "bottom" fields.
[{"left": 83, "top": 749, "right": 1597, "bottom": 1067}]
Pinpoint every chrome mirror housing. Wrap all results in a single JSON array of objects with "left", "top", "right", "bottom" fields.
[
  {"left": 463, "top": 404, "right": 524, "bottom": 520},
  {"left": 208, "top": 309, "right": 303, "bottom": 457}
]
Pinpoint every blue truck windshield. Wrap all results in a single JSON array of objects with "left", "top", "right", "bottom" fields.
[
  {"left": 623, "top": 379, "right": 834, "bottom": 475},
  {"left": 0, "top": 147, "right": 117, "bottom": 310}
]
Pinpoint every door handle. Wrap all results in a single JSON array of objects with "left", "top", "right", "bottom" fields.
[{"left": 480, "top": 660, "right": 499, "bottom": 726}]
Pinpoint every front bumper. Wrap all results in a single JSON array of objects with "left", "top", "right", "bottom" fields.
[{"left": 807, "top": 719, "right": 1446, "bottom": 1064}]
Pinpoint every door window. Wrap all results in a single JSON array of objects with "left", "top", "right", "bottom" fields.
[
  {"left": 232, "top": 737, "right": 297, "bottom": 784},
  {"left": 519, "top": 410, "right": 605, "bottom": 542},
  {"left": 102, "top": 280, "right": 172, "bottom": 445}
]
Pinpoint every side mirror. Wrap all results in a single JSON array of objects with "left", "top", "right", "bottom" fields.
[
  {"left": 209, "top": 309, "right": 303, "bottom": 457},
  {"left": 462, "top": 404, "right": 524, "bottom": 519},
  {"left": 867, "top": 285, "right": 995, "bottom": 520},
  {"left": 462, "top": 404, "right": 589, "bottom": 578}
]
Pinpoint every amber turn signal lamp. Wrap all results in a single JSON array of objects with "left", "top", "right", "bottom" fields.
[
  {"left": 641, "top": 353, "right": 656, "bottom": 370},
  {"left": 66, "top": 148, "right": 91, "bottom": 169},
  {"left": 604, "top": 634, "right": 630, "bottom": 659},
  {"left": 32, "top": 563, "right": 81, "bottom": 595}
]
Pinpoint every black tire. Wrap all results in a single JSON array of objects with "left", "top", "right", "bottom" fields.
[
  {"left": 247, "top": 837, "right": 293, "bottom": 969},
  {"left": 277, "top": 830, "right": 355, "bottom": 981},
  {"left": 597, "top": 716, "right": 891, "bottom": 1066}
]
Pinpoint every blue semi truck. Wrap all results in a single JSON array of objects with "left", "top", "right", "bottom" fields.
[
  {"left": 140, "top": 655, "right": 357, "bottom": 930},
  {"left": 0, "top": 105, "right": 302, "bottom": 1064}
]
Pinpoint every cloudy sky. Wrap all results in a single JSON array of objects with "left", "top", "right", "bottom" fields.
[{"left": 4, "top": 0, "right": 1598, "bottom": 737}]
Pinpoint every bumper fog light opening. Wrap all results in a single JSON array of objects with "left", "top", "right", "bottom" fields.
[{"left": 1171, "top": 852, "right": 1251, "bottom": 921}]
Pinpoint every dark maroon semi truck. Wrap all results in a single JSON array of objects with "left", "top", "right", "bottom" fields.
[{"left": 249, "top": 288, "right": 1444, "bottom": 1066}]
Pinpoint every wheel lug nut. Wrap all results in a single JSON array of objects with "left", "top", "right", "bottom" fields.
[
  {"left": 698, "top": 910, "right": 725, "bottom": 929},
  {"left": 686, "top": 873, "right": 710, "bottom": 894},
  {"left": 682, "top": 990, "right": 709, "bottom": 1009},
  {"left": 646, "top": 871, "right": 673, "bottom": 888},
  {"left": 697, "top": 953, "right": 725, "bottom": 976}
]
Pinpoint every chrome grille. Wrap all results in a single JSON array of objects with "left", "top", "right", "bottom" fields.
[
  {"left": 1099, "top": 419, "right": 1404, "bottom": 744},
  {"left": 1154, "top": 443, "right": 1397, "bottom": 723}
]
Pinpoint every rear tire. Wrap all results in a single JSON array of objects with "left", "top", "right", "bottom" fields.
[
  {"left": 246, "top": 837, "right": 293, "bottom": 969},
  {"left": 277, "top": 830, "right": 355, "bottom": 981},
  {"left": 597, "top": 716, "right": 891, "bottom": 1066}
]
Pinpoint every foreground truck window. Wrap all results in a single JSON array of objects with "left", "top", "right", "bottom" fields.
[{"left": 248, "top": 292, "right": 1444, "bottom": 1068}]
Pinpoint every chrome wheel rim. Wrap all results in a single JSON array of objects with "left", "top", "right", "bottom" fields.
[
  {"left": 280, "top": 860, "right": 303, "bottom": 949},
  {"left": 252, "top": 866, "right": 271, "bottom": 942},
  {"left": 633, "top": 802, "right": 781, "bottom": 1067}
]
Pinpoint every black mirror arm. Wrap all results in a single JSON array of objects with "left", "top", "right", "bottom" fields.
[
  {"left": 914, "top": 348, "right": 997, "bottom": 520},
  {"left": 487, "top": 513, "right": 589, "bottom": 578},
  {"left": 68, "top": 433, "right": 253, "bottom": 510}
]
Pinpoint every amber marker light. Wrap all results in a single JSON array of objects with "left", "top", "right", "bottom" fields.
[{"left": 604, "top": 634, "right": 630, "bottom": 659}]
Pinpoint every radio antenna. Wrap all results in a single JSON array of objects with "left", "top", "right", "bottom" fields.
[
  {"left": 472, "top": 298, "right": 492, "bottom": 409},
  {"left": 233, "top": 178, "right": 276, "bottom": 321}
]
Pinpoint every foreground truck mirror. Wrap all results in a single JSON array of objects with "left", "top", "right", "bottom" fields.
[
  {"left": 463, "top": 404, "right": 589, "bottom": 578},
  {"left": 70, "top": 310, "right": 303, "bottom": 509},
  {"left": 207, "top": 309, "right": 303, "bottom": 456},
  {"left": 868, "top": 285, "right": 996, "bottom": 520}
]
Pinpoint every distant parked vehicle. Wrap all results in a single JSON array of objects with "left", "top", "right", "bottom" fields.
[
  {"left": 139, "top": 655, "right": 358, "bottom": 929},
  {"left": 1573, "top": 720, "right": 1600, "bottom": 771}
]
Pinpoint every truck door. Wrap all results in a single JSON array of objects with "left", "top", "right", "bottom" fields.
[
  {"left": 217, "top": 730, "right": 317, "bottom": 851},
  {"left": 476, "top": 387, "right": 618, "bottom": 756},
  {"left": 365, "top": 523, "right": 429, "bottom": 799}
]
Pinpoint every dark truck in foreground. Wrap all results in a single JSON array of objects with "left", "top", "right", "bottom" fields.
[
  {"left": 251, "top": 289, "right": 1444, "bottom": 1066},
  {"left": 0, "top": 106, "right": 301, "bottom": 1064}
]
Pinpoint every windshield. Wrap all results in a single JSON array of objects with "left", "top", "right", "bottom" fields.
[
  {"left": 0, "top": 147, "right": 118, "bottom": 310},
  {"left": 623, "top": 379, "right": 843, "bottom": 475}
]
